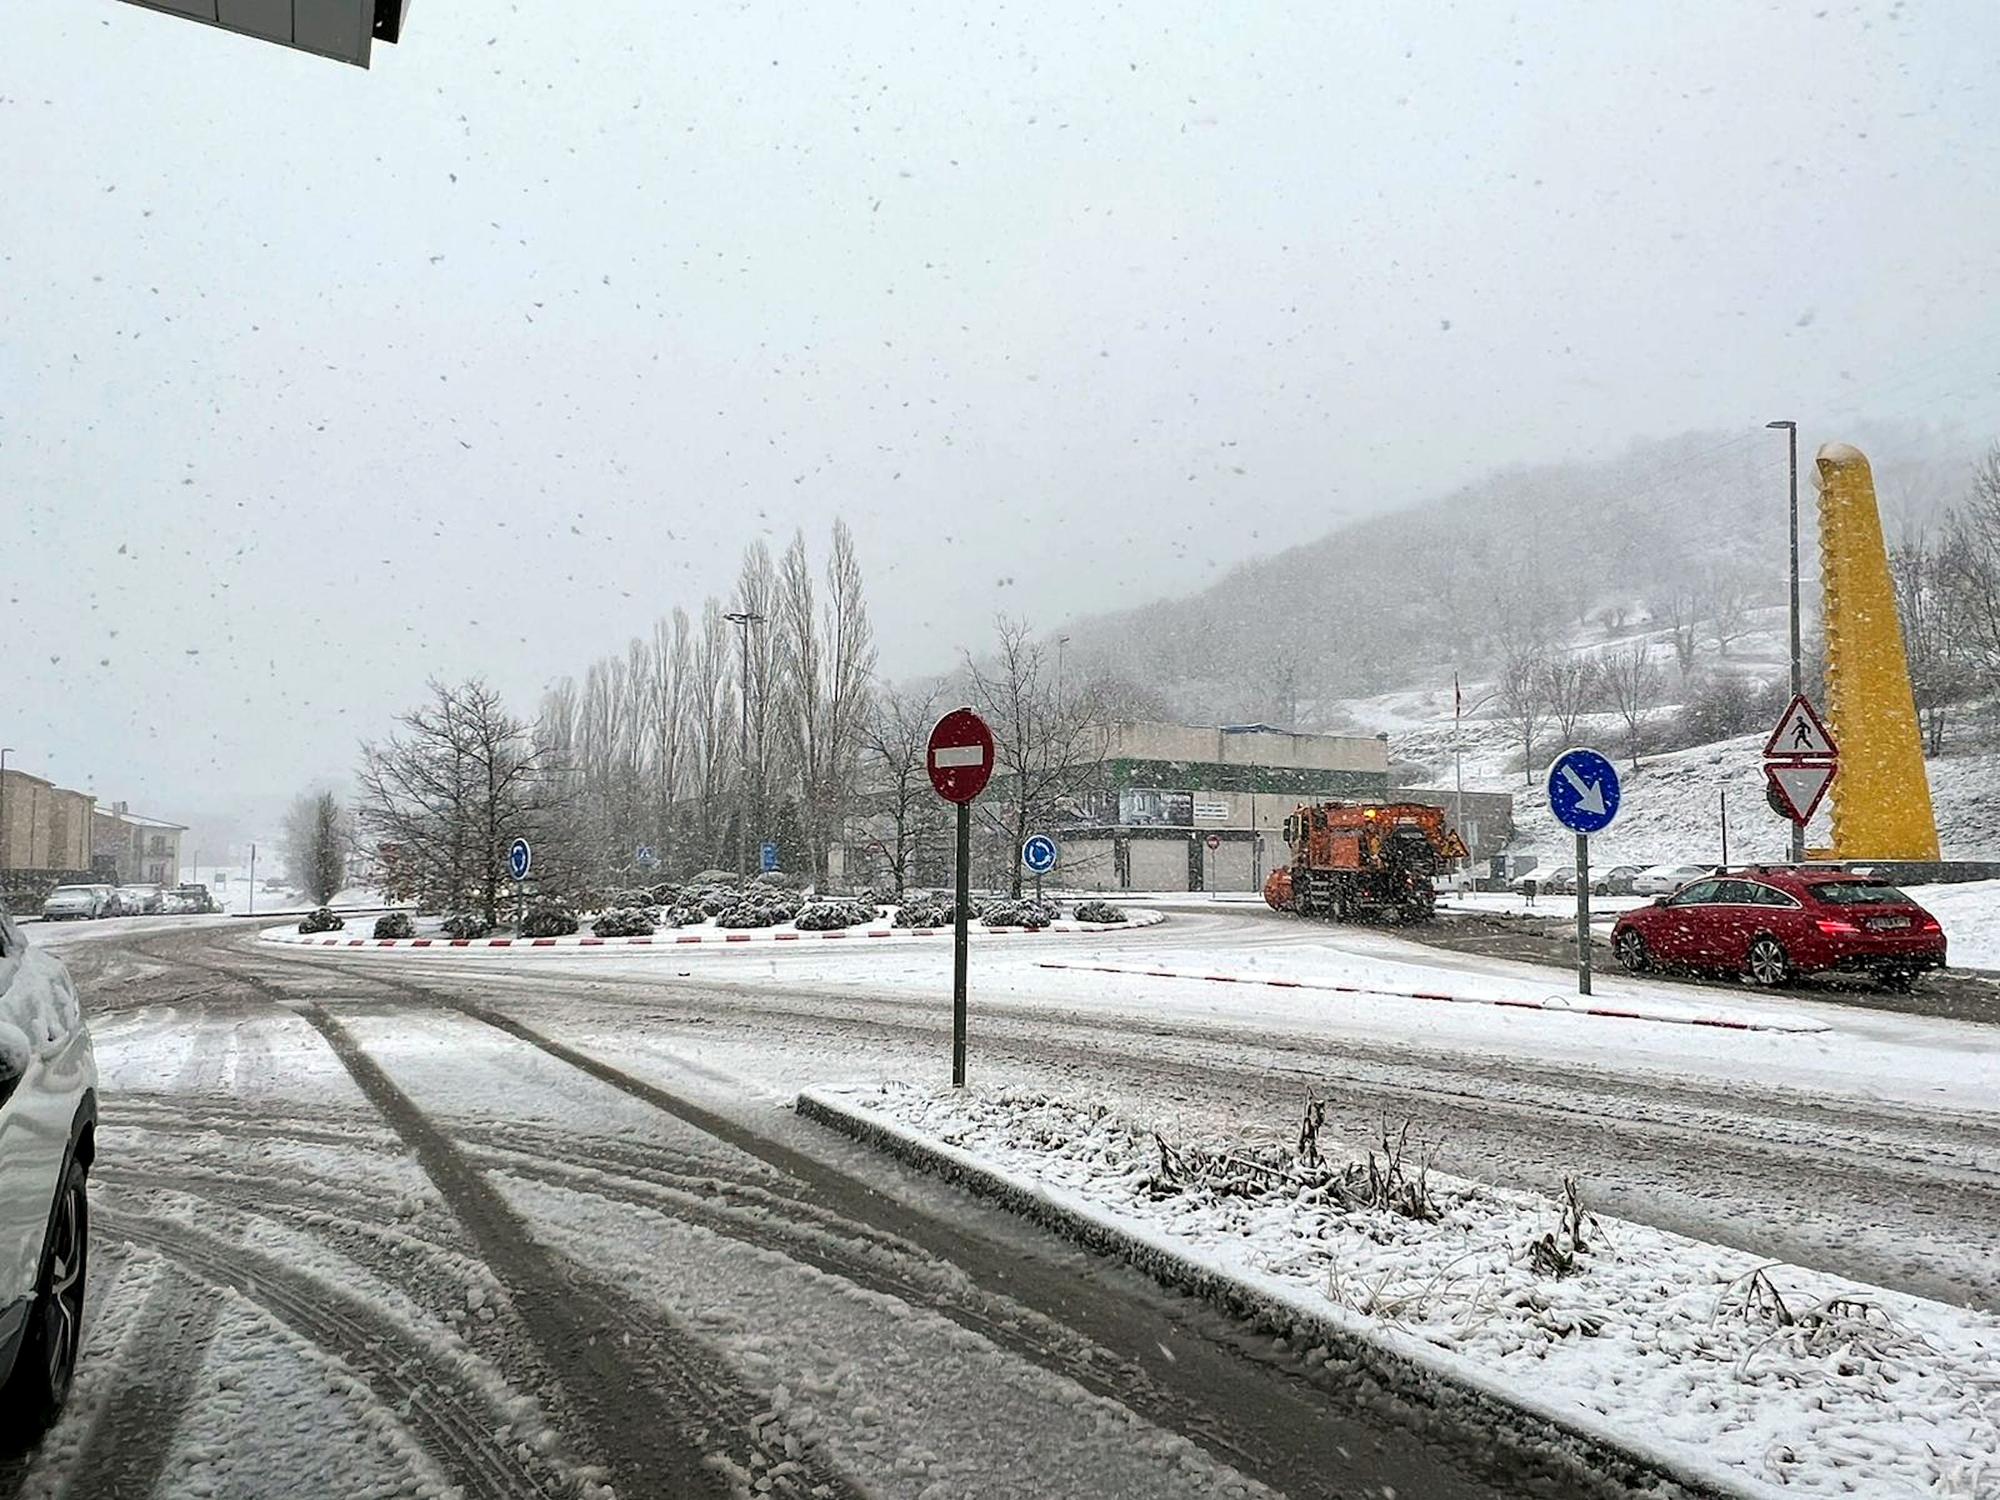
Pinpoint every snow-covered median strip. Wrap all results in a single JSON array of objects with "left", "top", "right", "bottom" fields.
[
  {"left": 1034, "top": 959, "right": 1829, "bottom": 1034},
  {"left": 799, "top": 1084, "right": 1999, "bottom": 1500},
  {"left": 259, "top": 909, "right": 1164, "bottom": 951}
]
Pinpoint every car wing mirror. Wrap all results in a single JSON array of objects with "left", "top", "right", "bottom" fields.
[{"left": 1652, "top": 896, "right": 1668, "bottom": 907}]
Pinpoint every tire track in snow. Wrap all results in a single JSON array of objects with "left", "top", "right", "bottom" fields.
[
  {"left": 57, "top": 1263, "right": 222, "bottom": 1500},
  {"left": 290, "top": 1000, "right": 865, "bottom": 1500},
  {"left": 269, "top": 955, "right": 1515, "bottom": 1500},
  {"left": 101, "top": 1208, "right": 553, "bottom": 1500}
]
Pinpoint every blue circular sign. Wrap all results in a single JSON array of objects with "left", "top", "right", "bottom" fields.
[
  {"left": 1546, "top": 748, "right": 1622, "bottom": 835},
  {"left": 1021, "top": 834, "right": 1059, "bottom": 875},
  {"left": 507, "top": 837, "right": 533, "bottom": 881}
]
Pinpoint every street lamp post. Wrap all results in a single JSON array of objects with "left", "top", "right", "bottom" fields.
[
  {"left": 723, "top": 609, "right": 766, "bottom": 876},
  {"left": 1767, "top": 419, "right": 1804, "bottom": 864}
]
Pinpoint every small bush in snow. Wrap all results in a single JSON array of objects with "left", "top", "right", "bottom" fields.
[
  {"left": 892, "top": 893, "right": 988, "bottom": 928},
  {"left": 298, "top": 907, "right": 345, "bottom": 934},
  {"left": 794, "top": 899, "right": 879, "bottom": 931},
  {"left": 520, "top": 904, "right": 579, "bottom": 939},
  {"left": 755, "top": 869, "right": 806, "bottom": 890},
  {"left": 983, "top": 898, "right": 1060, "bottom": 929},
  {"left": 1072, "top": 901, "right": 1127, "bottom": 925},
  {"left": 688, "top": 868, "right": 740, "bottom": 888},
  {"left": 372, "top": 912, "right": 415, "bottom": 940},
  {"left": 696, "top": 886, "right": 740, "bottom": 917},
  {"left": 714, "top": 889, "right": 805, "bottom": 928},
  {"left": 441, "top": 913, "right": 493, "bottom": 940},
  {"left": 591, "top": 907, "right": 656, "bottom": 938}
]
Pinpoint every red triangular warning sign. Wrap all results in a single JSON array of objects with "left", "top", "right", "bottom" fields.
[
  {"left": 1767, "top": 760, "right": 1836, "bottom": 824},
  {"left": 1764, "top": 695, "right": 1838, "bottom": 760}
]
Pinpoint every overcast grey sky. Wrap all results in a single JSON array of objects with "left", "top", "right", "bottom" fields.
[{"left": 5, "top": 0, "right": 1998, "bottom": 830}]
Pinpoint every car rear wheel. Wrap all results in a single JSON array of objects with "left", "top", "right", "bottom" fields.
[
  {"left": 0, "top": 1158, "right": 89, "bottom": 1452},
  {"left": 1614, "top": 930, "right": 1650, "bottom": 973},
  {"left": 1878, "top": 967, "right": 1919, "bottom": 993},
  {"left": 1746, "top": 936, "right": 1792, "bottom": 988}
]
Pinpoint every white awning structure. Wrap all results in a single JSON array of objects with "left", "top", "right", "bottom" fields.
[{"left": 119, "top": 0, "right": 409, "bottom": 68}]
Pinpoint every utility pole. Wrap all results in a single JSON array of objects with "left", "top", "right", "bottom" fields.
[
  {"left": 1767, "top": 419, "right": 1804, "bottom": 864},
  {"left": 248, "top": 842, "right": 257, "bottom": 917},
  {"left": 723, "top": 609, "right": 765, "bottom": 875}
]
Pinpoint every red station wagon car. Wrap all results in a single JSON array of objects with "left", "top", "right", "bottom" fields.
[{"left": 1610, "top": 868, "right": 1947, "bottom": 991}]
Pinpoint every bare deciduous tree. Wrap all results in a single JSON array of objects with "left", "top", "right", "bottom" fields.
[
  {"left": 1597, "top": 644, "right": 1659, "bottom": 772},
  {"left": 1892, "top": 529, "right": 1974, "bottom": 756},
  {"left": 967, "top": 617, "right": 1112, "bottom": 896},
  {"left": 1540, "top": 654, "right": 1599, "bottom": 747},
  {"left": 357, "top": 679, "right": 552, "bottom": 924},
  {"left": 1497, "top": 646, "right": 1548, "bottom": 785},
  {"left": 860, "top": 678, "right": 947, "bottom": 894}
]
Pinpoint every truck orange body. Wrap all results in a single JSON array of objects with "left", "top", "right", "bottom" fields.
[{"left": 1263, "top": 802, "right": 1468, "bottom": 923}]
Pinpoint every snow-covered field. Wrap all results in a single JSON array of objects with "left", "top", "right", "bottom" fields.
[{"left": 814, "top": 1084, "right": 2000, "bottom": 1500}]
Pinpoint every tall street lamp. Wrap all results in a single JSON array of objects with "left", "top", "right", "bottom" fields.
[
  {"left": 1767, "top": 419, "right": 1804, "bottom": 864},
  {"left": 723, "top": 610, "right": 766, "bottom": 875}
]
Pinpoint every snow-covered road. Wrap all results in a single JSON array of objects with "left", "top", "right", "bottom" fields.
[
  {"left": 13, "top": 910, "right": 1999, "bottom": 1499},
  {"left": 8, "top": 920, "right": 1535, "bottom": 1500}
]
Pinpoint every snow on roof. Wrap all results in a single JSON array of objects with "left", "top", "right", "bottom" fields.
[{"left": 101, "top": 809, "right": 187, "bottom": 830}]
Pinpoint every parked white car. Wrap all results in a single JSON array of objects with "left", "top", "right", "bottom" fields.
[
  {"left": 1631, "top": 863, "right": 1715, "bottom": 897},
  {"left": 37, "top": 887, "right": 107, "bottom": 923},
  {"left": 0, "top": 906, "right": 96, "bottom": 1447}
]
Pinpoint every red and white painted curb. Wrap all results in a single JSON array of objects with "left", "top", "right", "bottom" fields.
[
  {"left": 261, "top": 910, "right": 1164, "bottom": 953},
  {"left": 1034, "top": 960, "right": 1827, "bottom": 1034}
]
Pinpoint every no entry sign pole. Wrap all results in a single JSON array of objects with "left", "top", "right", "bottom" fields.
[
  {"left": 928, "top": 707, "right": 996, "bottom": 1088},
  {"left": 953, "top": 800, "right": 971, "bottom": 1083}
]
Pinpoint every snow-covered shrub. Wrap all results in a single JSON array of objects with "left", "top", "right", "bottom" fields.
[
  {"left": 372, "top": 912, "right": 415, "bottom": 939},
  {"left": 647, "top": 882, "right": 681, "bottom": 907},
  {"left": 696, "top": 886, "right": 739, "bottom": 917},
  {"left": 591, "top": 907, "right": 656, "bottom": 938},
  {"left": 442, "top": 912, "right": 493, "bottom": 940},
  {"left": 982, "top": 898, "right": 1060, "bottom": 929},
  {"left": 688, "top": 868, "right": 740, "bottom": 887},
  {"left": 755, "top": 869, "right": 806, "bottom": 890},
  {"left": 793, "top": 899, "right": 878, "bottom": 931},
  {"left": 520, "top": 904, "right": 579, "bottom": 939},
  {"left": 1072, "top": 901, "right": 1127, "bottom": 925},
  {"left": 298, "top": 907, "right": 344, "bottom": 934},
  {"left": 892, "top": 894, "right": 991, "bottom": 928},
  {"left": 714, "top": 889, "right": 804, "bottom": 928}
]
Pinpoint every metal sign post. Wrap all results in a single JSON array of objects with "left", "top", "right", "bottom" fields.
[
  {"left": 928, "top": 708, "right": 996, "bottom": 1088},
  {"left": 1021, "top": 834, "right": 1059, "bottom": 906},
  {"left": 1547, "top": 748, "right": 1622, "bottom": 997},
  {"left": 508, "top": 838, "right": 532, "bottom": 931},
  {"left": 1763, "top": 694, "right": 1838, "bottom": 855},
  {"left": 1205, "top": 832, "right": 1221, "bottom": 899}
]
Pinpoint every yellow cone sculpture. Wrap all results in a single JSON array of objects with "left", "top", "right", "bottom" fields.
[{"left": 1814, "top": 442, "right": 1940, "bottom": 860}]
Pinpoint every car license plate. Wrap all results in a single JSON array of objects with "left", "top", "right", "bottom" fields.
[{"left": 1870, "top": 915, "right": 1911, "bottom": 930}]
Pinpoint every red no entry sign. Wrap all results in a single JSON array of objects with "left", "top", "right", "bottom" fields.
[{"left": 928, "top": 707, "right": 995, "bottom": 804}]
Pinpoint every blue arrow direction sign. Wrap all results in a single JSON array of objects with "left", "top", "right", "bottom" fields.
[
  {"left": 1021, "top": 834, "right": 1060, "bottom": 875},
  {"left": 507, "top": 838, "right": 533, "bottom": 882},
  {"left": 1547, "top": 748, "right": 1621, "bottom": 836}
]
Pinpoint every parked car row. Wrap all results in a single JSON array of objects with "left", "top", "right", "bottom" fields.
[
  {"left": 1504, "top": 862, "right": 1729, "bottom": 898},
  {"left": 36, "top": 883, "right": 216, "bottom": 921}
]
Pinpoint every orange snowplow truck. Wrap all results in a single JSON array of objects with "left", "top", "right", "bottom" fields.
[{"left": 1263, "top": 802, "right": 1468, "bottom": 924}]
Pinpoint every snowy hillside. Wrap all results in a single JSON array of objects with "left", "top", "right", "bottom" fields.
[{"left": 1356, "top": 605, "right": 2000, "bottom": 865}]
